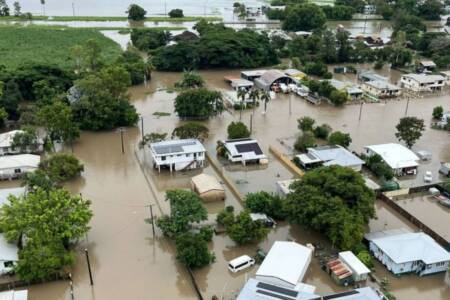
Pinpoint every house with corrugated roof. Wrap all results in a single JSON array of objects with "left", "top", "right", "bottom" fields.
[{"left": 149, "top": 139, "right": 205, "bottom": 172}]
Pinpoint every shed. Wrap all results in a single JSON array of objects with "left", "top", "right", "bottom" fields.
[
  {"left": 190, "top": 173, "right": 225, "bottom": 202},
  {"left": 254, "top": 70, "right": 294, "bottom": 91},
  {"left": 339, "top": 251, "right": 370, "bottom": 282},
  {"left": 256, "top": 241, "right": 312, "bottom": 288}
]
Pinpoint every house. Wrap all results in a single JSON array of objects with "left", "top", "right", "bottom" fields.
[
  {"left": 0, "top": 234, "right": 18, "bottom": 275},
  {"left": 276, "top": 179, "right": 297, "bottom": 198},
  {"left": 296, "top": 145, "right": 365, "bottom": 171},
  {"left": 222, "top": 138, "right": 267, "bottom": 165},
  {"left": 439, "top": 70, "right": 450, "bottom": 85},
  {"left": 361, "top": 80, "right": 401, "bottom": 99},
  {"left": 236, "top": 278, "right": 318, "bottom": 300},
  {"left": 284, "top": 68, "right": 307, "bottom": 81},
  {"left": 149, "top": 139, "right": 205, "bottom": 173},
  {"left": 364, "top": 143, "right": 420, "bottom": 176},
  {"left": 190, "top": 173, "right": 225, "bottom": 202},
  {"left": 400, "top": 74, "right": 445, "bottom": 92},
  {"left": 254, "top": 70, "right": 295, "bottom": 92},
  {"left": 437, "top": 111, "right": 450, "bottom": 127},
  {"left": 224, "top": 76, "right": 253, "bottom": 91},
  {"left": 329, "top": 79, "right": 364, "bottom": 100},
  {"left": 365, "top": 228, "right": 450, "bottom": 276},
  {"left": 418, "top": 60, "right": 436, "bottom": 72},
  {"left": 294, "top": 31, "right": 313, "bottom": 38},
  {"left": 241, "top": 70, "right": 268, "bottom": 81},
  {"left": 0, "top": 290, "right": 28, "bottom": 300},
  {"left": 0, "top": 154, "right": 40, "bottom": 180},
  {"left": 256, "top": 241, "right": 312, "bottom": 288},
  {"left": 358, "top": 71, "right": 388, "bottom": 83},
  {"left": 309, "top": 0, "right": 336, "bottom": 7},
  {"left": 0, "top": 130, "right": 43, "bottom": 156},
  {"left": 364, "top": 4, "right": 377, "bottom": 14}
]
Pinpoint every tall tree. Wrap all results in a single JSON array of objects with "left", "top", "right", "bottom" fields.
[
  {"left": 282, "top": 4, "right": 326, "bottom": 31},
  {"left": 0, "top": 0, "right": 10, "bottom": 16},
  {"left": 237, "top": 88, "right": 247, "bottom": 121},
  {"left": 320, "top": 30, "right": 337, "bottom": 63},
  {"left": 395, "top": 116, "right": 425, "bottom": 148},
  {"left": 261, "top": 91, "right": 271, "bottom": 114},
  {"left": 127, "top": 4, "right": 147, "bottom": 21},
  {"left": 13, "top": 1, "right": 21, "bottom": 16},
  {"left": 174, "top": 88, "right": 223, "bottom": 120}
]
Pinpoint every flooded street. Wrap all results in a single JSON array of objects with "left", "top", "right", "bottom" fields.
[{"left": 0, "top": 66, "right": 447, "bottom": 299}]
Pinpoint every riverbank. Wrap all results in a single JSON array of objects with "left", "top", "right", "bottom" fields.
[{"left": 0, "top": 15, "right": 221, "bottom": 22}]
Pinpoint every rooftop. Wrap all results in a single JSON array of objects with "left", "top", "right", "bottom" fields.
[
  {"left": 308, "top": 145, "right": 365, "bottom": 168},
  {"left": 0, "top": 290, "right": 28, "bottom": 300},
  {"left": 358, "top": 71, "right": 388, "bottom": 82},
  {"left": 223, "top": 139, "right": 266, "bottom": 159},
  {"left": 339, "top": 251, "right": 371, "bottom": 276},
  {"left": 256, "top": 241, "right": 312, "bottom": 286},
  {"left": 0, "top": 130, "right": 22, "bottom": 148},
  {"left": 365, "top": 229, "right": 450, "bottom": 264},
  {"left": 0, "top": 154, "right": 40, "bottom": 170},
  {"left": 191, "top": 173, "right": 223, "bottom": 194},
  {"left": 256, "top": 70, "right": 291, "bottom": 86},
  {"left": 402, "top": 74, "right": 445, "bottom": 83},
  {"left": 364, "top": 80, "right": 400, "bottom": 91},
  {"left": 150, "top": 139, "right": 205, "bottom": 156},
  {"left": 0, "top": 234, "right": 18, "bottom": 262},
  {"left": 364, "top": 143, "right": 419, "bottom": 169},
  {"left": 236, "top": 278, "right": 318, "bottom": 300},
  {"left": 419, "top": 60, "right": 436, "bottom": 67},
  {"left": 0, "top": 187, "right": 26, "bottom": 206}
]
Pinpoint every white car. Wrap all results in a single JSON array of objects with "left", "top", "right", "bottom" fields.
[
  {"left": 228, "top": 255, "right": 255, "bottom": 273},
  {"left": 424, "top": 171, "right": 433, "bottom": 183}
]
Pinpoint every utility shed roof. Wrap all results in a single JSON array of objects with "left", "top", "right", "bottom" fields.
[
  {"left": 364, "top": 80, "right": 400, "bottom": 91},
  {"left": 339, "top": 251, "right": 371, "bottom": 276},
  {"left": 0, "top": 234, "right": 18, "bottom": 262},
  {"left": 0, "top": 154, "right": 40, "bottom": 170},
  {"left": 365, "top": 229, "right": 450, "bottom": 264},
  {"left": 309, "top": 145, "right": 364, "bottom": 168},
  {"left": 256, "top": 241, "right": 312, "bottom": 286},
  {"left": 364, "top": 143, "right": 419, "bottom": 169},
  {"left": 191, "top": 174, "right": 223, "bottom": 194}
]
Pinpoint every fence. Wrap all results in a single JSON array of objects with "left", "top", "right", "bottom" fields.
[{"left": 269, "top": 145, "right": 304, "bottom": 177}]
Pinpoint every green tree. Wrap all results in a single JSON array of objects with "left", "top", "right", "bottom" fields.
[
  {"left": 226, "top": 210, "right": 270, "bottom": 245},
  {"left": 141, "top": 132, "right": 167, "bottom": 146},
  {"left": 0, "top": 107, "right": 7, "bottom": 126},
  {"left": 130, "top": 29, "right": 171, "bottom": 51},
  {"left": 175, "top": 232, "right": 215, "bottom": 269},
  {"left": 38, "top": 100, "right": 80, "bottom": 147},
  {"left": 82, "top": 39, "right": 103, "bottom": 71},
  {"left": 285, "top": 166, "right": 375, "bottom": 249},
  {"left": 39, "top": 153, "right": 84, "bottom": 183},
  {"left": 365, "top": 154, "right": 394, "bottom": 180},
  {"left": 245, "top": 191, "right": 287, "bottom": 220},
  {"left": 328, "top": 131, "right": 352, "bottom": 147},
  {"left": 432, "top": 106, "right": 444, "bottom": 119},
  {"left": 22, "top": 169, "right": 55, "bottom": 192},
  {"left": 169, "top": 8, "right": 184, "bottom": 18},
  {"left": 329, "top": 90, "right": 349, "bottom": 106},
  {"left": 227, "top": 121, "right": 250, "bottom": 139},
  {"left": 172, "top": 122, "right": 209, "bottom": 141},
  {"left": 13, "top": 1, "right": 20, "bottom": 16},
  {"left": 395, "top": 117, "right": 425, "bottom": 148},
  {"left": 357, "top": 250, "right": 374, "bottom": 269},
  {"left": 294, "top": 131, "right": 315, "bottom": 152},
  {"left": 282, "top": 4, "right": 326, "bottom": 31},
  {"left": 0, "top": 0, "right": 10, "bottom": 16},
  {"left": 313, "top": 124, "right": 332, "bottom": 139},
  {"left": 336, "top": 30, "right": 351, "bottom": 62},
  {"left": 237, "top": 88, "right": 247, "bottom": 120},
  {"left": 175, "top": 71, "right": 204, "bottom": 89},
  {"left": 320, "top": 30, "right": 337, "bottom": 63},
  {"left": 174, "top": 88, "right": 223, "bottom": 119},
  {"left": 297, "top": 116, "right": 315, "bottom": 132},
  {"left": 261, "top": 90, "right": 271, "bottom": 114},
  {"left": 11, "top": 127, "right": 40, "bottom": 153},
  {"left": 418, "top": 0, "right": 444, "bottom": 20},
  {"left": 127, "top": 4, "right": 147, "bottom": 21},
  {"left": 0, "top": 188, "right": 92, "bottom": 281},
  {"left": 0, "top": 79, "right": 22, "bottom": 120},
  {"left": 156, "top": 190, "right": 207, "bottom": 238}
]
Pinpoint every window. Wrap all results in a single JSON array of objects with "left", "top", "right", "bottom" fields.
[
  {"left": 161, "top": 156, "right": 166, "bottom": 161},
  {"left": 14, "top": 168, "right": 21, "bottom": 174},
  {"left": 4, "top": 261, "right": 14, "bottom": 267},
  {"left": 186, "top": 154, "right": 190, "bottom": 157}
]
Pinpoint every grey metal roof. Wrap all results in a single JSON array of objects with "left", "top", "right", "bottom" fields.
[{"left": 308, "top": 145, "right": 364, "bottom": 168}]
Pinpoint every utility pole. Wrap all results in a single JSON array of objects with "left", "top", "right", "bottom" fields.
[
  {"left": 141, "top": 117, "right": 145, "bottom": 144},
  {"left": 358, "top": 102, "right": 363, "bottom": 121},
  {"left": 72, "top": 2, "right": 75, "bottom": 17},
  {"left": 405, "top": 97, "right": 410, "bottom": 117},
  {"left": 84, "top": 248, "right": 94, "bottom": 286},
  {"left": 145, "top": 204, "right": 156, "bottom": 236},
  {"left": 69, "top": 273, "right": 74, "bottom": 300},
  {"left": 165, "top": 2, "right": 167, "bottom": 16},
  {"left": 117, "top": 127, "right": 126, "bottom": 154},
  {"left": 249, "top": 113, "right": 253, "bottom": 134},
  {"left": 289, "top": 96, "right": 292, "bottom": 115}
]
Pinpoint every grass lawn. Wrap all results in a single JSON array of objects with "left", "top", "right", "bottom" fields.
[
  {"left": 0, "top": 26, "right": 122, "bottom": 70},
  {"left": 0, "top": 15, "right": 221, "bottom": 22}
]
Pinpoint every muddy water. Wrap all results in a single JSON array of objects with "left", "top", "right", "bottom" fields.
[{"left": 4, "top": 66, "right": 447, "bottom": 300}]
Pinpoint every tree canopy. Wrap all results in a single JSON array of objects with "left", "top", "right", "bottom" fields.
[
  {"left": 282, "top": 4, "right": 327, "bottom": 31},
  {"left": 174, "top": 88, "right": 223, "bottom": 119},
  {"left": 172, "top": 122, "right": 209, "bottom": 141},
  {"left": 39, "top": 153, "right": 84, "bottom": 183},
  {"left": 395, "top": 117, "right": 425, "bottom": 148},
  {"left": 328, "top": 131, "right": 352, "bottom": 148},
  {"left": 227, "top": 121, "right": 251, "bottom": 139},
  {"left": 127, "top": 4, "right": 147, "bottom": 21},
  {"left": 285, "top": 166, "right": 376, "bottom": 249}
]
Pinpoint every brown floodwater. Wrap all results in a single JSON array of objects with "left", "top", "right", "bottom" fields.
[{"left": 1, "top": 67, "right": 448, "bottom": 300}]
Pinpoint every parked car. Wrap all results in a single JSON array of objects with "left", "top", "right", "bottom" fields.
[
  {"left": 439, "top": 162, "right": 450, "bottom": 177},
  {"left": 228, "top": 255, "right": 255, "bottom": 273},
  {"left": 250, "top": 213, "right": 277, "bottom": 228},
  {"left": 424, "top": 171, "right": 433, "bottom": 183}
]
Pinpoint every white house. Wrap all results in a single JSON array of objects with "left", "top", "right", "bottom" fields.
[
  {"left": 296, "top": 145, "right": 365, "bottom": 171},
  {"left": 400, "top": 74, "right": 445, "bottom": 92},
  {"left": 0, "top": 154, "right": 40, "bottom": 180},
  {"left": 0, "top": 290, "right": 27, "bottom": 300},
  {"left": 149, "top": 139, "right": 205, "bottom": 173},
  {"left": 364, "top": 143, "right": 420, "bottom": 176},
  {"left": 418, "top": 60, "right": 436, "bottom": 72},
  {"left": 439, "top": 70, "right": 450, "bottom": 85},
  {"left": 361, "top": 80, "right": 401, "bottom": 99},
  {"left": 256, "top": 241, "right": 312, "bottom": 289},
  {"left": 0, "top": 130, "right": 43, "bottom": 156},
  {"left": 365, "top": 229, "right": 450, "bottom": 276},
  {"left": 236, "top": 278, "right": 318, "bottom": 300},
  {"left": 222, "top": 139, "right": 267, "bottom": 165}
]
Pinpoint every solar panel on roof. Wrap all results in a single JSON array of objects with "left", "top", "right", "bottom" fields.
[
  {"left": 323, "top": 290, "right": 359, "bottom": 300},
  {"left": 153, "top": 141, "right": 197, "bottom": 154},
  {"left": 256, "top": 282, "right": 298, "bottom": 298},
  {"left": 235, "top": 143, "right": 263, "bottom": 155},
  {"left": 256, "top": 289, "right": 295, "bottom": 300}
]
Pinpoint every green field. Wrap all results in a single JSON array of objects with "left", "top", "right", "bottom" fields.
[
  {"left": 0, "top": 26, "right": 122, "bottom": 70},
  {"left": 0, "top": 15, "right": 221, "bottom": 22}
]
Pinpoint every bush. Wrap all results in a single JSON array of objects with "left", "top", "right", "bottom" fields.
[
  {"left": 432, "top": 106, "right": 444, "bottom": 119},
  {"left": 175, "top": 232, "right": 215, "bottom": 269},
  {"left": 172, "top": 122, "right": 209, "bottom": 141},
  {"left": 130, "top": 29, "right": 171, "bottom": 51},
  {"left": 328, "top": 131, "right": 352, "bottom": 147},
  {"left": 294, "top": 131, "right": 315, "bottom": 152},
  {"left": 245, "top": 191, "right": 287, "bottom": 220},
  {"left": 127, "top": 4, "right": 147, "bottom": 21},
  {"left": 174, "top": 88, "right": 224, "bottom": 119},
  {"left": 39, "top": 154, "right": 84, "bottom": 183},
  {"left": 297, "top": 116, "right": 315, "bottom": 132},
  {"left": 227, "top": 122, "right": 250, "bottom": 139},
  {"left": 226, "top": 211, "right": 270, "bottom": 245},
  {"left": 174, "top": 71, "right": 204, "bottom": 89},
  {"left": 313, "top": 124, "right": 332, "bottom": 139},
  {"left": 365, "top": 154, "right": 394, "bottom": 180},
  {"left": 168, "top": 9, "right": 184, "bottom": 18},
  {"left": 357, "top": 250, "right": 374, "bottom": 270}
]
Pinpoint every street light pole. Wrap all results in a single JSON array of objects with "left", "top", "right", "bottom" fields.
[
  {"left": 358, "top": 102, "right": 363, "bottom": 121},
  {"left": 84, "top": 248, "right": 94, "bottom": 286}
]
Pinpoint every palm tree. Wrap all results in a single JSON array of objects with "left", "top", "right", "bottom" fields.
[
  {"left": 144, "top": 58, "right": 155, "bottom": 80},
  {"left": 248, "top": 89, "right": 260, "bottom": 114},
  {"left": 237, "top": 88, "right": 247, "bottom": 121},
  {"left": 261, "top": 91, "right": 270, "bottom": 114}
]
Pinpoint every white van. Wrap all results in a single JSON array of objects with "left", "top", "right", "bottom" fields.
[{"left": 228, "top": 255, "right": 255, "bottom": 273}]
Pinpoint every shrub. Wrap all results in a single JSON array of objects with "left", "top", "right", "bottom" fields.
[
  {"left": 172, "top": 122, "right": 209, "bottom": 141},
  {"left": 313, "top": 124, "right": 332, "bottom": 139},
  {"left": 432, "top": 106, "right": 444, "bottom": 119},
  {"left": 357, "top": 250, "right": 374, "bottom": 269},
  {"left": 174, "top": 88, "right": 224, "bottom": 119},
  {"left": 227, "top": 122, "right": 250, "bottom": 139},
  {"left": 39, "top": 154, "right": 84, "bottom": 183},
  {"left": 297, "top": 116, "right": 315, "bottom": 132},
  {"left": 294, "top": 131, "right": 315, "bottom": 152},
  {"left": 328, "top": 131, "right": 352, "bottom": 147},
  {"left": 245, "top": 191, "right": 287, "bottom": 220},
  {"left": 127, "top": 4, "right": 147, "bottom": 21},
  {"left": 168, "top": 9, "right": 184, "bottom": 18}
]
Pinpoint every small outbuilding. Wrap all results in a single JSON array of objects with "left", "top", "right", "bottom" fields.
[
  {"left": 190, "top": 173, "right": 225, "bottom": 202},
  {"left": 339, "top": 251, "right": 371, "bottom": 282},
  {"left": 0, "top": 234, "right": 18, "bottom": 275},
  {"left": 0, "top": 130, "right": 44, "bottom": 156},
  {"left": 256, "top": 241, "right": 312, "bottom": 289},
  {"left": 254, "top": 70, "right": 294, "bottom": 92}
]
